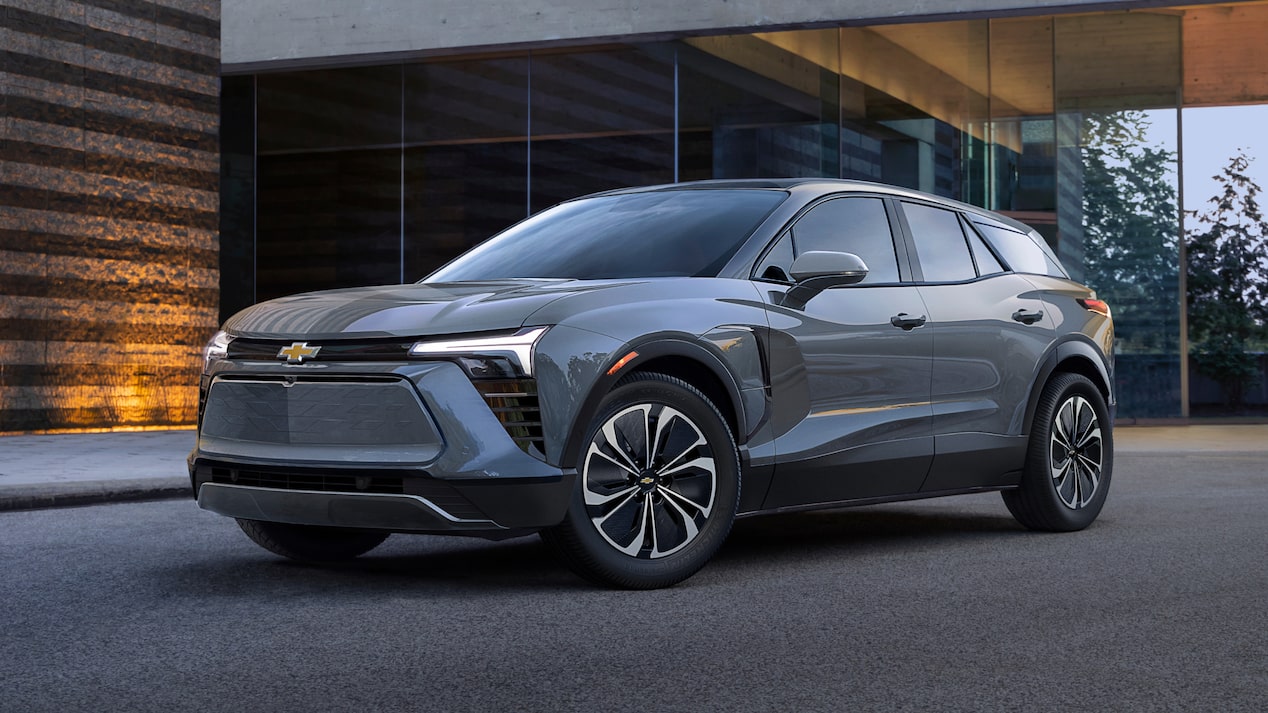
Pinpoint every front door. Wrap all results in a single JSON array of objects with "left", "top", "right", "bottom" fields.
[{"left": 755, "top": 195, "right": 934, "bottom": 508}]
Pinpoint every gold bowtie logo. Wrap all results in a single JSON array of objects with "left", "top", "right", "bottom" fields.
[{"left": 277, "top": 342, "right": 321, "bottom": 364}]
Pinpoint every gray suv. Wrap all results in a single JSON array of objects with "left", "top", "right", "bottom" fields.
[{"left": 193, "top": 179, "right": 1114, "bottom": 589}]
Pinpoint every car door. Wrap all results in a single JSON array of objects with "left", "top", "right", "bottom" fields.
[
  {"left": 894, "top": 200, "right": 1056, "bottom": 492},
  {"left": 755, "top": 194, "right": 934, "bottom": 508}
]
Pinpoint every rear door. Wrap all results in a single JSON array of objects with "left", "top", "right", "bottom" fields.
[
  {"left": 895, "top": 200, "right": 1055, "bottom": 491},
  {"left": 755, "top": 194, "right": 934, "bottom": 508}
]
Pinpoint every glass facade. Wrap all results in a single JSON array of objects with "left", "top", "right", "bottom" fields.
[{"left": 220, "top": 4, "right": 1268, "bottom": 419}]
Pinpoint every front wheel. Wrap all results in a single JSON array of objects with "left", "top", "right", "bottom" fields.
[
  {"left": 542, "top": 372, "right": 740, "bottom": 589},
  {"left": 236, "top": 519, "right": 389, "bottom": 562},
  {"left": 1003, "top": 372, "right": 1113, "bottom": 531}
]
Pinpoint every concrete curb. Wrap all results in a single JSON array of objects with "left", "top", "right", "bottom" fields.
[{"left": 0, "top": 477, "right": 191, "bottom": 512}]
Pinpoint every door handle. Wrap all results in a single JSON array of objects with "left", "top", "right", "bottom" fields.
[
  {"left": 1012, "top": 308, "right": 1044, "bottom": 325},
  {"left": 890, "top": 313, "right": 927, "bottom": 330}
]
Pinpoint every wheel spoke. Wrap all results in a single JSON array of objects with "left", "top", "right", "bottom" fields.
[
  {"left": 652, "top": 494, "right": 700, "bottom": 557},
  {"left": 601, "top": 419, "right": 641, "bottom": 474},
  {"left": 659, "top": 483, "right": 713, "bottom": 518},
  {"left": 584, "top": 483, "right": 639, "bottom": 506},
  {"left": 658, "top": 456, "right": 715, "bottom": 479}
]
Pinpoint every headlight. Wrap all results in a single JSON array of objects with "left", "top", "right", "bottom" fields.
[
  {"left": 203, "top": 330, "right": 233, "bottom": 371},
  {"left": 410, "top": 327, "right": 548, "bottom": 378}
]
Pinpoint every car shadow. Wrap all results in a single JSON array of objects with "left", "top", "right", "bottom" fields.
[{"left": 161, "top": 502, "right": 1024, "bottom": 595}]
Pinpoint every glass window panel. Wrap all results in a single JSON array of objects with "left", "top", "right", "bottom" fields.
[
  {"left": 403, "top": 58, "right": 529, "bottom": 280},
  {"left": 903, "top": 202, "right": 976, "bottom": 282},
  {"left": 257, "top": 67, "right": 401, "bottom": 152},
  {"left": 529, "top": 48, "right": 675, "bottom": 211},
  {"left": 790, "top": 197, "right": 899, "bottom": 284},
  {"left": 839, "top": 22, "right": 988, "bottom": 200},
  {"left": 255, "top": 66, "right": 404, "bottom": 301},
  {"left": 678, "top": 30, "right": 840, "bottom": 181},
  {"left": 256, "top": 150, "right": 401, "bottom": 301},
  {"left": 755, "top": 231, "right": 795, "bottom": 283},
  {"left": 1055, "top": 12, "right": 1182, "bottom": 417},
  {"left": 964, "top": 222, "right": 1005, "bottom": 276}
]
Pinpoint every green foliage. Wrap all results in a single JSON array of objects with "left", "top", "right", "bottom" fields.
[
  {"left": 1080, "top": 111, "right": 1180, "bottom": 354},
  {"left": 1186, "top": 152, "right": 1268, "bottom": 410}
]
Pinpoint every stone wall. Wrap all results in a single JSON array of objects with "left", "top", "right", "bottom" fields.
[{"left": 0, "top": 0, "right": 220, "bottom": 432}]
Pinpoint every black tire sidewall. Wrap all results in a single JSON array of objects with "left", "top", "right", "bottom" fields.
[
  {"left": 1020, "top": 373, "right": 1114, "bottom": 531},
  {"left": 555, "top": 373, "right": 740, "bottom": 588}
]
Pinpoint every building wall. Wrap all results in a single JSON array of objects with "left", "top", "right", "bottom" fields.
[
  {"left": 221, "top": 0, "right": 1231, "bottom": 71},
  {"left": 0, "top": 0, "right": 220, "bottom": 433}
]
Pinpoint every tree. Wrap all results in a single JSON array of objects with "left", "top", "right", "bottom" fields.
[
  {"left": 1186, "top": 152, "right": 1268, "bottom": 412},
  {"left": 1080, "top": 111, "right": 1181, "bottom": 355}
]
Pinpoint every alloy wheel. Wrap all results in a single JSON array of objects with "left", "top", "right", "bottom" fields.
[
  {"left": 1049, "top": 394, "right": 1103, "bottom": 509},
  {"left": 582, "top": 403, "right": 717, "bottom": 558}
]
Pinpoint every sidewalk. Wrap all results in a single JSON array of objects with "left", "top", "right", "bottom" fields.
[{"left": 0, "top": 425, "right": 1264, "bottom": 511}]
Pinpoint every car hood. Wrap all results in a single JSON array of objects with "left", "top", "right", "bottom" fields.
[{"left": 221, "top": 279, "right": 635, "bottom": 339}]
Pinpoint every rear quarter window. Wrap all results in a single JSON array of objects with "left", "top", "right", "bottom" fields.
[{"left": 972, "top": 222, "right": 1067, "bottom": 278}]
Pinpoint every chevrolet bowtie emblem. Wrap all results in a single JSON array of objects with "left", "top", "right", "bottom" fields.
[{"left": 277, "top": 342, "right": 321, "bottom": 364}]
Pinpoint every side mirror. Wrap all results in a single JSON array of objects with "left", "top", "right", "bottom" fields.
[{"left": 782, "top": 251, "right": 869, "bottom": 309}]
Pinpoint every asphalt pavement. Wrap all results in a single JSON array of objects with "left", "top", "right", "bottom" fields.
[{"left": 1, "top": 443, "right": 1264, "bottom": 711}]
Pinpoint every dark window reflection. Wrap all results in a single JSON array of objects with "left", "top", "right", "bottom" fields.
[
  {"left": 219, "top": 75, "right": 256, "bottom": 322},
  {"left": 257, "top": 150, "right": 402, "bottom": 301},
  {"left": 677, "top": 34, "right": 840, "bottom": 181},
  {"left": 404, "top": 58, "right": 529, "bottom": 280},
  {"left": 529, "top": 48, "right": 674, "bottom": 211}
]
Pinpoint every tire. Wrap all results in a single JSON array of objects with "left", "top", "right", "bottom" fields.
[
  {"left": 236, "top": 519, "right": 389, "bottom": 562},
  {"left": 1003, "top": 372, "right": 1113, "bottom": 531},
  {"left": 541, "top": 372, "right": 741, "bottom": 589}
]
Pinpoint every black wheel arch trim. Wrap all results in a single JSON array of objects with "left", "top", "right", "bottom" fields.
[
  {"left": 1021, "top": 336, "right": 1114, "bottom": 436},
  {"left": 557, "top": 335, "right": 750, "bottom": 470}
]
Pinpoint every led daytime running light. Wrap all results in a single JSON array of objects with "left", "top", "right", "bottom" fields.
[{"left": 410, "top": 327, "right": 548, "bottom": 377}]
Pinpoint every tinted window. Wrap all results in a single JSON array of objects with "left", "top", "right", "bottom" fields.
[
  {"left": 903, "top": 202, "right": 976, "bottom": 282},
  {"left": 965, "top": 223, "right": 1005, "bottom": 275},
  {"left": 427, "top": 190, "right": 786, "bottom": 281},
  {"left": 755, "top": 232, "right": 794, "bottom": 283},
  {"left": 975, "top": 223, "right": 1066, "bottom": 277},
  {"left": 789, "top": 197, "right": 899, "bottom": 284}
]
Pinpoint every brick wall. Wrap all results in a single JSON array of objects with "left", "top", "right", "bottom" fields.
[{"left": 1, "top": 0, "right": 220, "bottom": 432}]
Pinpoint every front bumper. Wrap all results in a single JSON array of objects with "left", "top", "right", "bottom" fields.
[{"left": 189, "top": 359, "right": 575, "bottom": 534}]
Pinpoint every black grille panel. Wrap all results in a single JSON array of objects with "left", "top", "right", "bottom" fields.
[
  {"left": 473, "top": 379, "right": 545, "bottom": 456},
  {"left": 226, "top": 338, "right": 413, "bottom": 362}
]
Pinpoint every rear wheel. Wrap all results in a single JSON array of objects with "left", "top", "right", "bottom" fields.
[
  {"left": 1003, "top": 372, "right": 1113, "bottom": 531},
  {"left": 236, "top": 519, "right": 389, "bottom": 562},
  {"left": 542, "top": 372, "right": 740, "bottom": 589}
]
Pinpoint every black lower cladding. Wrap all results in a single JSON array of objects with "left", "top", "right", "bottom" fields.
[{"left": 191, "top": 460, "right": 577, "bottom": 530}]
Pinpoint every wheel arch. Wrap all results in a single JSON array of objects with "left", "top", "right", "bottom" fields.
[
  {"left": 558, "top": 338, "right": 747, "bottom": 470},
  {"left": 1022, "top": 338, "right": 1114, "bottom": 436}
]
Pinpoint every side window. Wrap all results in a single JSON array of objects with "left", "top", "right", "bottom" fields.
[
  {"left": 964, "top": 221, "right": 1005, "bottom": 276},
  {"left": 902, "top": 202, "right": 976, "bottom": 282},
  {"left": 789, "top": 197, "right": 900, "bottom": 284},
  {"left": 975, "top": 222, "right": 1066, "bottom": 277},
  {"left": 755, "top": 231, "right": 794, "bottom": 283}
]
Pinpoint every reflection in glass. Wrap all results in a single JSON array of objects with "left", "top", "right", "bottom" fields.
[
  {"left": 1055, "top": 13, "right": 1182, "bottom": 417},
  {"left": 404, "top": 58, "right": 530, "bottom": 279}
]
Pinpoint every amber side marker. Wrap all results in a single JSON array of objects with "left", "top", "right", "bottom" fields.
[{"left": 607, "top": 351, "right": 639, "bottom": 376}]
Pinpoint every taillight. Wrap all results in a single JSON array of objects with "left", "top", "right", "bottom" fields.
[{"left": 1078, "top": 298, "right": 1111, "bottom": 317}]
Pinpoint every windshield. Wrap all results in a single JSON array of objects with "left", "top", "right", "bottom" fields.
[{"left": 425, "top": 189, "right": 786, "bottom": 281}]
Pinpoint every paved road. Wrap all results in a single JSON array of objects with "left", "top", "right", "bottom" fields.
[{"left": 2, "top": 451, "right": 1264, "bottom": 712}]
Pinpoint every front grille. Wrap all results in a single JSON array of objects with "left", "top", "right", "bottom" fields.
[
  {"left": 199, "top": 462, "right": 486, "bottom": 520},
  {"left": 473, "top": 379, "right": 545, "bottom": 456},
  {"left": 200, "top": 376, "right": 438, "bottom": 447}
]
